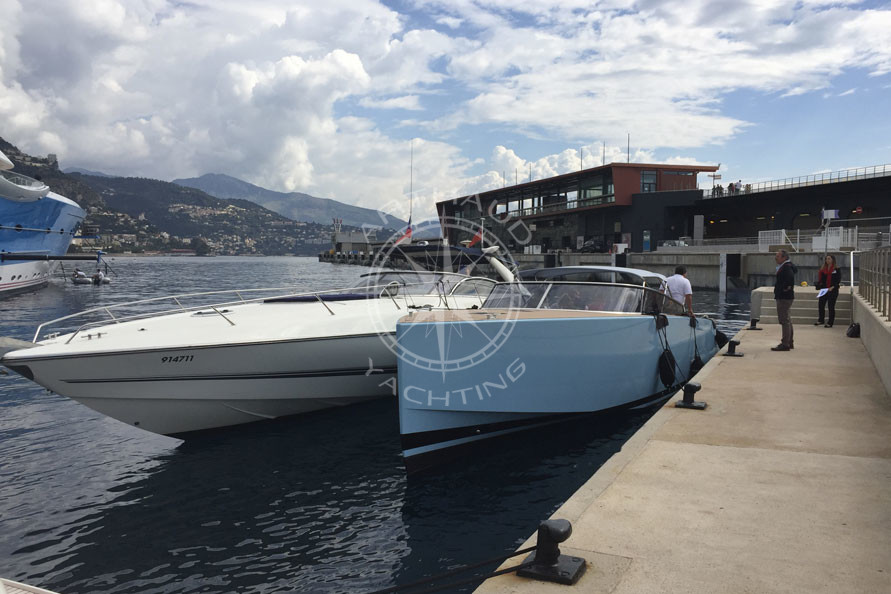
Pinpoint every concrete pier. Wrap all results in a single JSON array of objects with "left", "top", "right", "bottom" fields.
[{"left": 475, "top": 324, "right": 891, "bottom": 593}]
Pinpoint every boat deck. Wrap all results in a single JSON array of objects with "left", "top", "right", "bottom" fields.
[
  {"left": 399, "top": 308, "right": 646, "bottom": 323},
  {"left": 475, "top": 323, "right": 891, "bottom": 593}
]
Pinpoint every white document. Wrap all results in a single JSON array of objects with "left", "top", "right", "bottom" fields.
[{"left": 817, "top": 288, "right": 829, "bottom": 298}]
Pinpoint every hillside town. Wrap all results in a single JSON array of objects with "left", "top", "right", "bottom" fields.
[{"left": 77, "top": 202, "right": 337, "bottom": 256}]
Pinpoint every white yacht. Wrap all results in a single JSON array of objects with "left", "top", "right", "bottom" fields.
[
  {"left": 0, "top": 149, "right": 85, "bottom": 296},
  {"left": 1, "top": 269, "right": 502, "bottom": 436}
]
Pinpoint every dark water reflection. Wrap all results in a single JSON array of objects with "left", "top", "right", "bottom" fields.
[{"left": 0, "top": 257, "right": 749, "bottom": 593}]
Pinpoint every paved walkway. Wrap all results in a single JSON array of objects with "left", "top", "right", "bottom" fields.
[{"left": 476, "top": 324, "right": 891, "bottom": 593}]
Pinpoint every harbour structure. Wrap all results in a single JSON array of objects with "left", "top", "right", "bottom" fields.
[{"left": 437, "top": 162, "right": 891, "bottom": 254}]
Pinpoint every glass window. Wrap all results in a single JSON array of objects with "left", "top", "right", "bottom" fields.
[
  {"left": 616, "top": 271, "right": 645, "bottom": 285},
  {"left": 449, "top": 278, "right": 497, "bottom": 297},
  {"left": 353, "top": 272, "right": 472, "bottom": 295},
  {"left": 641, "top": 171, "right": 657, "bottom": 192},
  {"left": 483, "top": 283, "right": 549, "bottom": 308},
  {"left": 539, "top": 284, "right": 644, "bottom": 312},
  {"left": 642, "top": 290, "right": 686, "bottom": 316}
]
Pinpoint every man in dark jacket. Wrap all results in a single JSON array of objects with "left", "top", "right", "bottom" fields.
[{"left": 772, "top": 249, "right": 796, "bottom": 351}]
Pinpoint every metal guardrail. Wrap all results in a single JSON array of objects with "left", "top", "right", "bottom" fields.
[
  {"left": 657, "top": 226, "right": 891, "bottom": 253},
  {"left": 859, "top": 246, "right": 891, "bottom": 322},
  {"left": 704, "top": 164, "right": 891, "bottom": 198}
]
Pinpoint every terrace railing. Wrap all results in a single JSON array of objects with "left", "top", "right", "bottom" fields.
[
  {"left": 859, "top": 246, "right": 891, "bottom": 322},
  {"left": 704, "top": 164, "right": 891, "bottom": 199}
]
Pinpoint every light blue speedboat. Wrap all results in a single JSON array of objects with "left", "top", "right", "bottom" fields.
[{"left": 396, "top": 266, "right": 722, "bottom": 472}]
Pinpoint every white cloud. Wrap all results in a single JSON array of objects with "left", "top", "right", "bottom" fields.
[
  {"left": 0, "top": 0, "right": 888, "bottom": 223},
  {"left": 838, "top": 88, "right": 857, "bottom": 96},
  {"left": 435, "top": 16, "right": 463, "bottom": 29},
  {"left": 359, "top": 95, "right": 423, "bottom": 110}
]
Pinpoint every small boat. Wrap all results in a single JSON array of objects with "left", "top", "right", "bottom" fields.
[
  {"left": 0, "top": 577, "right": 61, "bottom": 594},
  {"left": 71, "top": 270, "right": 110, "bottom": 285},
  {"left": 0, "top": 149, "right": 85, "bottom": 297},
  {"left": 2, "top": 253, "right": 513, "bottom": 436},
  {"left": 396, "top": 266, "right": 723, "bottom": 471}
]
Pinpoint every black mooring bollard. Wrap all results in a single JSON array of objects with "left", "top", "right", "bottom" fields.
[
  {"left": 723, "top": 339, "right": 744, "bottom": 357},
  {"left": 675, "top": 381, "right": 706, "bottom": 410},
  {"left": 748, "top": 318, "right": 763, "bottom": 331},
  {"left": 517, "top": 519, "right": 586, "bottom": 585}
]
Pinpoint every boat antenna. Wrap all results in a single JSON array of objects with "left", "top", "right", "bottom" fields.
[{"left": 409, "top": 138, "right": 414, "bottom": 224}]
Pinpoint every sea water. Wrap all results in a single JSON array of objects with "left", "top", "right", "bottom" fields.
[{"left": 0, "top": 257, "right": 749, "bottom": 593}]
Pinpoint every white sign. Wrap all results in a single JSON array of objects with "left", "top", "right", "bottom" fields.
[{"left": 822, "top": 209, "right": 839, "bottom": 219}]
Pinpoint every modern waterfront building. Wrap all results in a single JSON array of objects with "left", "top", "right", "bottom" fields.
[{"left": 437, "top": 162, "right": 891, "bottom": 254}]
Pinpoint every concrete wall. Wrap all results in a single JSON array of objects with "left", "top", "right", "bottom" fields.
[
  {"left": 511, "top": 250, "right": 858, "bottom": 290},
  {"left": 852, "top": 291, "right": 891, "bottom": 396},
  {"left": 749, "top": 286, "right": 853, "bottom": 325},
  {"left": 744, "top": 251, "right": 859, "bottom": 290}
]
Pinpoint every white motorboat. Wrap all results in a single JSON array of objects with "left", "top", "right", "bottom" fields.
[
  {"left": 71, "top": 269, "right": 110, "bottom": 285},
  {"left": 1, "top": 268, "right": 505, "bottom": 436}
]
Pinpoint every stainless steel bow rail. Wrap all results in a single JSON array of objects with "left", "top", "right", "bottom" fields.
[
  {"left": 364, "top": 519, "right": 585, "bottom": 594},
  {"left": 28, "top": 278, "right": 476, "bottom": 343}
]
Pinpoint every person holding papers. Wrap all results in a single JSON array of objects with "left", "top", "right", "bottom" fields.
[{"left": 814, "top": 254, "right": 842, "bottom": 328}]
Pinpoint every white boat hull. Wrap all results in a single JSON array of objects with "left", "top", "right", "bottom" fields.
[
  {"left": 17, "top": 334, "right": 396, "bottom": 435},
  {"left": 3, "top": 289, "right": 490, "bottom": 435},
  {"left": 0, "top": 260, "right": 55, "bottom": 295}
]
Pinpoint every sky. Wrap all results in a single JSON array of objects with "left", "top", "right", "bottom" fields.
[{"left": 1, "top": 0, "right": 890, "bottom": 221}]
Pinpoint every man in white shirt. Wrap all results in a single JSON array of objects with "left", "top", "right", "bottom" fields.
[{"left": 663, "top": 265, "right": 694, "bottom": 317}]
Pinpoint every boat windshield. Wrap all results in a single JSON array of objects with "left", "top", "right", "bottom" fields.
[
  {"left": 483, "top": 281, "right": 686, "bottom": 315},
  {"left": 352, "top": 271, "right": 494, "bottom": 296},
  {"left": 0, "top": 169, "right": 47, "bottom": 188}
]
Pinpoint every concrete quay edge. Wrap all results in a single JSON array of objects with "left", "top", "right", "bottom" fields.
[{"left": 474, "top": 323, "right": 891, "bottom": 594}]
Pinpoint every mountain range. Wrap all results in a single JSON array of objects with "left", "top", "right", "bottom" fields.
[
  {"left": 173, "top": 173, "right": 406, "bottom": 230},
  {"left": 2, "top": 134, "right": 428, "bottom": 255}
]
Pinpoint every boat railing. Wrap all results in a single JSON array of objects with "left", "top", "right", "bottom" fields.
[
  {"left": 0, "top": 169, "right": 47, "bottom": 189},
  {"left": 33, "top": 277, "right": 494, "bottom": 343},
  {"left": 483, "top": 281, "right": 688, "bottom": 316}
]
